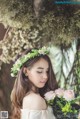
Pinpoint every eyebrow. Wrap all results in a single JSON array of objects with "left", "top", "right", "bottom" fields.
[{"left": 37, "top": 67, "right": 49, "bottom": 70}]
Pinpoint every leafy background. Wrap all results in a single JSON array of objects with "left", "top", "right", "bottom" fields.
[{"left": 0, "top": 0, "right": 80, "bottom": 117}]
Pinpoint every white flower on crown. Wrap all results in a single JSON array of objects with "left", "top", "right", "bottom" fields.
[
  {"left": 38, "top": 46, "right": 47, "bottom": 54},
  {"left": 16, "top": 59, "right": 21, "bottom": 65}
]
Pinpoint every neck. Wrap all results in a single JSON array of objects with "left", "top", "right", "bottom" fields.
[{"left": 31, "top": 86, "right": 39, "bottom": 93}]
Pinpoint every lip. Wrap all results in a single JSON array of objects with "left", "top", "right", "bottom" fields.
[{"left": 40, "top": 81, "right": 46, "bottom": 83}]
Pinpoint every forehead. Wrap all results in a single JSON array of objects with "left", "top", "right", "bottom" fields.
[{"left": 32, "top": 58, "right": 49, "bottom": 69}]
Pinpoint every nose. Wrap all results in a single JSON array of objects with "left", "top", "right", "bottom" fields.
[{"left": 42, "top": 73, "right": 48, "bottom": 79}]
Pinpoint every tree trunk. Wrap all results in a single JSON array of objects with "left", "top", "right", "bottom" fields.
[{"left": 0, "top": 62, "right": 14, "bottom": 118}]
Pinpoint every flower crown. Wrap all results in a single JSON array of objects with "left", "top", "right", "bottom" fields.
[{"left": 11, "top": 47, "right": 49, "bottom": 77}]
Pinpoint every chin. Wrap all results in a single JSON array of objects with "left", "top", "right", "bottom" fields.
[{"left": 38, "top": 84, "right": 45, "bottom": 88}]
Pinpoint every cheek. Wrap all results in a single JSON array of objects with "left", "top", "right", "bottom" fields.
[
  {"left": 29, "top": 72, "right": 39, "bottom": 81},
  {"left": 32, "top": 71, "right": 41, "bottom": 76}
]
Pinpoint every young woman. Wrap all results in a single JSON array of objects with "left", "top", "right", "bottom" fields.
[{"left": 10, "top": 47, "right": 58, "bottom": 119}]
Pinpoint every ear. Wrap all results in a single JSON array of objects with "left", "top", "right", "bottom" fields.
[{"left": 23, "top": 67, "right": 30, "bottom": 76}]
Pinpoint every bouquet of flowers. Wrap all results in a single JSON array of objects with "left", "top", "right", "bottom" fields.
[{"left": 44, "top": 88, "right": 80, "bottom": 119}]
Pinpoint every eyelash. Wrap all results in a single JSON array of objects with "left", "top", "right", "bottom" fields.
[
  {"left": 37, "top": 71, "right": 42, "bottom": 73},
  {"left": 37, "top": 71, "right": 48, "bottom": 74}
]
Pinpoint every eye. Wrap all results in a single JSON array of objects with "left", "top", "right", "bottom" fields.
[{"left": 37, "top": 71, "right": 42, "bottom": 73}]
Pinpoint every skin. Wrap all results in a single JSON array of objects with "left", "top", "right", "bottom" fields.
[
  {"left": 23, "top": 58, "right": 49, "bottom": 109},
  {"left": 23, "top": 58, "right": 49, "bottom": 90}
]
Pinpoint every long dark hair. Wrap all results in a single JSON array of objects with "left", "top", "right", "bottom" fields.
[{"left": 10, "top": 48, "right": 58, "bottom": 119}]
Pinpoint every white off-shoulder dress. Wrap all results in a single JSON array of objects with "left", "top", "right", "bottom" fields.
[{"left": 21, "top": 106, "right": 56, "bottom": 119}]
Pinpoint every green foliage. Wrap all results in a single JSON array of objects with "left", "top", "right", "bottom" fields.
[
  {"left": 47, "top": 96, "right": 80, "bottom": 119},
  {"left": 11, "top": 47, "right": 49, "bottom": 77},
  {"left": 0, "top": 1, "right": 80, "bottom": 93},
  {"left": 40, "top": 11, "right": 80, "bottom": 46},
  {"left": 74, "top": 49, "right": 80, "bottom": 96},
  {"left": 0, "top": 28, "right": 33, "bottom": 63},
  {"left": 0, "top": 0, "right": 80, "bottom": 46},
  {"left": 0, "top": 0, "right": 33, "bottom": 29}
]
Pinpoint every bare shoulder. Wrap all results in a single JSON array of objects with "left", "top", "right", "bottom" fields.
[{"left": 22, "top": 93, "right": 47, "bottom": 110}]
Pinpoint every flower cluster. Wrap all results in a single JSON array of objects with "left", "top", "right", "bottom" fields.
[
  {"left": 44, "top": 88, "right": 80, "bottom": 119},
  {"left": 11, "top": 47, "right": 49, "bottom": 77},
  {"left": 0, "top": 28, "right": 33, "bottom": 64}
]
